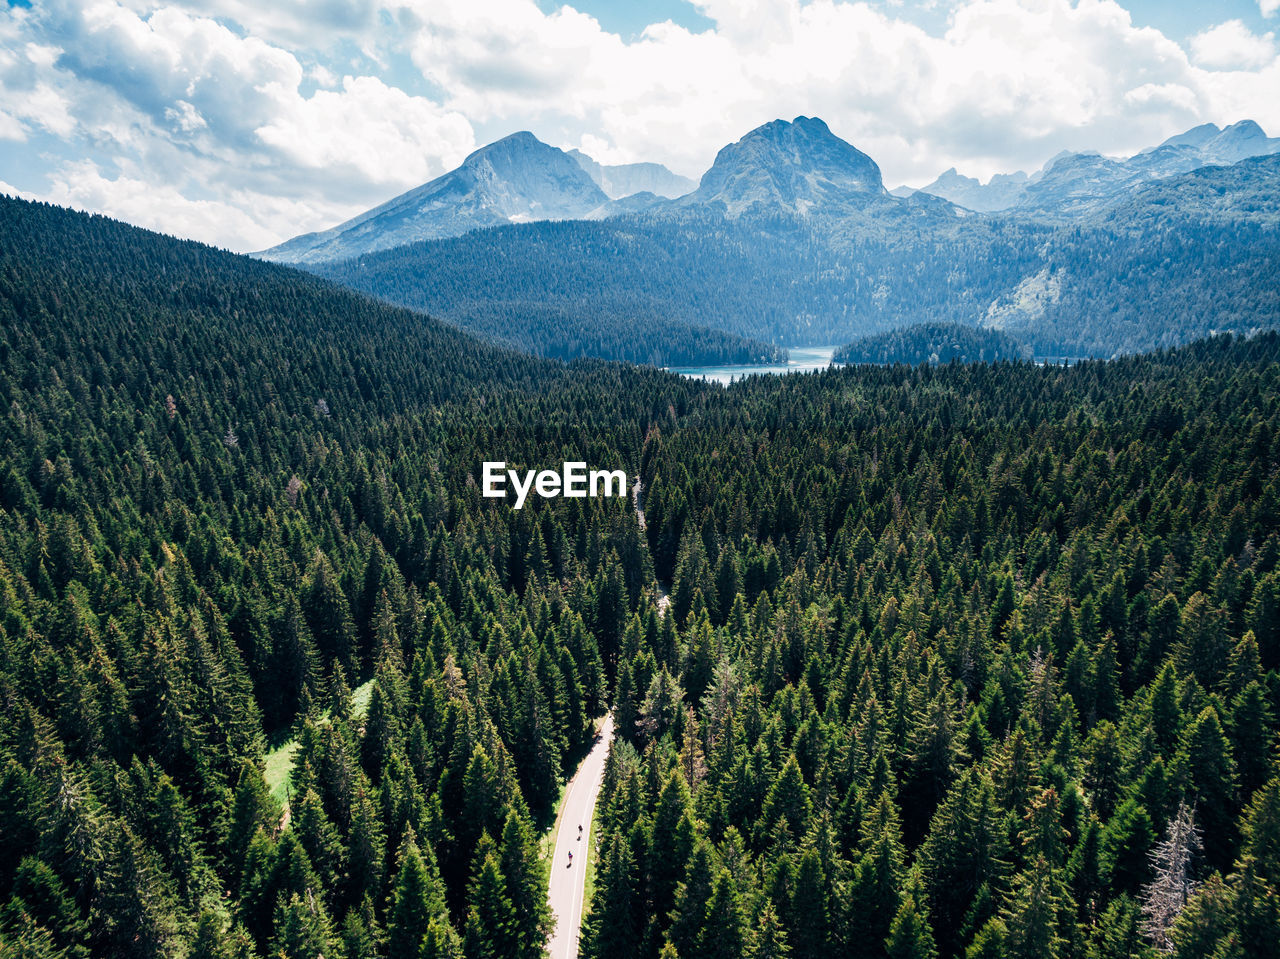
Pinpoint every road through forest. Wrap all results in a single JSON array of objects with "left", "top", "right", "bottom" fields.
[
  {"left": 546, "top": 713, "right": 615, "bottom": 959},
  {"left": 545, "top": 473, "right": 668, "bottom": 957}
]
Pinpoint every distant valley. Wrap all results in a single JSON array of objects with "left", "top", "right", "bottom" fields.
[{"left": 261, "top": 116, "right": 1280, "bottom": 365}]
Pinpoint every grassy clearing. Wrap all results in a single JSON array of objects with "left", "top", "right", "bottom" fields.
[
  {"left": 264, "top": 740, "right": 300, "bottom": 807},
  {"left": 263, "top": 678, "right": 376, "bottom": 811}
]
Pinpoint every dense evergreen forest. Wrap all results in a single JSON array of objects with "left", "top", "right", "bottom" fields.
[
  {"left": 2, "top": 195, "right": 1280, "bottom": 959},
  {"left": 834, "top": 322, "right": 1031, "bottom": 365}
]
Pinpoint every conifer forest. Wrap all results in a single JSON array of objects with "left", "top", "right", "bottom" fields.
[{"left": 1, "top": 192, "right": 1279, "bottom": 959}]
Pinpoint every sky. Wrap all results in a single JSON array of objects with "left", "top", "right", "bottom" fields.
[{"left": 1, "top": 0, "right": 1278, "bottom": 252}]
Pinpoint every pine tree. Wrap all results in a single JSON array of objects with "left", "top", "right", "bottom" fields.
[
  {"left": 387, "top": 832, "right": 451, "bottom": 959},
  {"left": 272, "top": 890, "right": 345, "bottom": 959},
  {"left": 499, "top": 810, "right": 551, "bottom": 959},
  {"left": 1100, "top": 798, "right": 1156, "bottom": 895},
  {"left": 463, "top": 842, "right": 517, "bottom": 959},
  {"left": 1228, "top": 682, "right": 1275, "bottom": 802},
  {"left": 700, "top": 869, "right": 745, "bottom": 959},
  {"left": 761, "top": 756, "right": 811, "bottom": 841},
  {"left": 791, "top": 845, "right": 831, "bottom": 959},
  {"left": 665, "top": 841, "right": 715, "bottom": 959},
  {"left": 1085, "top": 896, "right": 1148, "bottom": 959},
  {"left": 6, "top": 856, "right": 89, "bottom": 959},
  {"left": 345, "top": 785, "right": 386, "bottom": 915},
  {"left": 919, "top": 770, "right": 1009, "bottom": 958},
  {"left": 227, "top": 763, "right": 280, "bottom": 891},
  {"left": 294, "top": 787, "right": 346, "bottom": 896},
  {"left": 647, "top": 772, "right": 695, "bottom": 947},
  {"left": 849, "top": 793, "right": 905, "bottom": 952},
  {"left": 1174, "top": 706, "right": 1238, "bottom": 872},
  {"left": 746, "top": 901, "right": 791, "bottom": 959},
  {"left": 1000, "top": 859, "right": 1064, "bottom": 959},
  {"left": 304, "top": 551, "right": 357, "bottom": 675},
  {"left": 90, "top": 825, "right": 183, "bottom": 959},
  {"left": 341, "top": 896, "right": 386, "bottom": 959},
  {"left": 885, "top": 870, "right": 938, "bottom": 959}
]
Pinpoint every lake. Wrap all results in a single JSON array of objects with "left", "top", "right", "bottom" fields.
[{"left": 670, "top": 345, "right": 841, "bottom": 385}]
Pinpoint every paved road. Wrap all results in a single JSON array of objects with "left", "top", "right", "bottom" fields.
[{"left": 547, "top": 713, "right": 615, "bottom": 959}]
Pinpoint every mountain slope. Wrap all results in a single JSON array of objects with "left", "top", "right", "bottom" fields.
[
  {"left": 260, "top": 132, "right": 608, "bottom": 264},
  {"left": 986, "top": 155, "right": 1280, "bottom": 355},
  {"left": 316, "top": 204, "right": 1045, "bottom": 350},
  {"left": 282, "top": 116, "right": 1278, "bottom": 360},
  {"left": 568, "top": 149, "right": 695, "bottom": 199},
  {"left": 0, "top": 191, "right": 694, "bottom": 958},
  {"left": 6, "top": 190, "right": 1280, "bottom": 959},
  {"left": 4, "top": 196, "right": 555, "bottom": 401}
]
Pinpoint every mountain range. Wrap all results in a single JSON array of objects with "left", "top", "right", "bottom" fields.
[
  {"left": 909, "top": 119, "right": 1280, "bottom": 216},
  {"left": 263, "top": 134, "right": 703, "bottom": 265},
  {"left": 261, "top": 115, "right": 1280, "bottom": 364}
]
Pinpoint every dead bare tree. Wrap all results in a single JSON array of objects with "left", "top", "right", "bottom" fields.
[{"left": 1140, "top": 800, "right": 1200, "bottom": 952}]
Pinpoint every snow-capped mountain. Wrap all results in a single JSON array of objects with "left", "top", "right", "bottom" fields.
[{"left": 260, "top": 132, "right": 608, "bottom": 264}]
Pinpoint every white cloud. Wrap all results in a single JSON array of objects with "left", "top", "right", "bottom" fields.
[
  {"left": 59, "top": 2, "right": 474, "bottom": 181},
  {"left": 4, "top": 0, "right": 1280, "bottom": 248},
  {"left": 1190, "top": 20, "right": 1277, "bottom": 71},
  {"left": 1262, "top": 0, "right": 1280, "bottom": 19},
  {"left": 36, "top": 160, "right": 366, "bottom": 252},
  {"left": 38, "top": 161, "right": 282, "bottom": 249},
  {"left": 0, "top": 36, "right": 79, "bottom": 140},
  {"left": 111, "top": 0, "right": 381, "bottom": 50},
  {"left": 0, "top": 112, "right": 26, "bottom": 142},
  {"left": 2, "top": 1, "right": 474, "bottom": 244},
  {"left": 255, "top": 74, "right": 474, "bottom": 186},
  {"left": 403, "top": 0, "right": 1263, "bottom": 183}
]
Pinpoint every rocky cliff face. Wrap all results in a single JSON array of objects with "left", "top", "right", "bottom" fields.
[{"left": 682, "top": 116, "right": 888, "bottom": 216}]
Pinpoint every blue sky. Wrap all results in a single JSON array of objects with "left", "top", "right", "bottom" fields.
[{"left": 2, "top": 0, "right": 1278, "bottom": 250}]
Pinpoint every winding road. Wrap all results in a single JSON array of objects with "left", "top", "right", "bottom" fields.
[{"left": 546, "top": 713, "right": 615, "bottom": 959}]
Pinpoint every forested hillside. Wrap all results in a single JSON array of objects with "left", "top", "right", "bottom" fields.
[
  {"left": 0, "top": 197, "right": 678, "bottom": 958},
  {"left": 835, "top": 322, "right": 1031, "bottom": 365},
  {"left": 1, "top": 195, "right": 1279, "bottom": 959}
]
